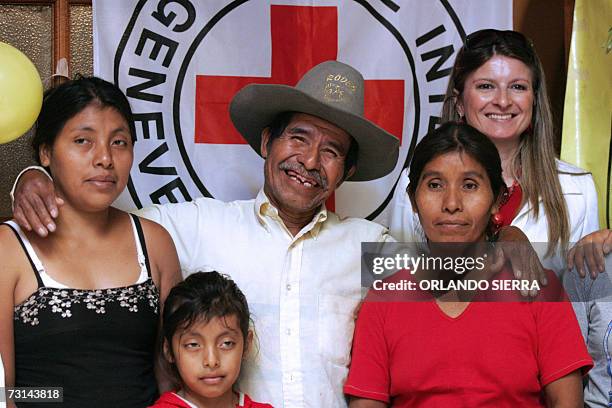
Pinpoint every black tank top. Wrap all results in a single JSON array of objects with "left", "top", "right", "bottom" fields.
[{"left": 5, "top": 214, "right": 159, "bottom": 407}]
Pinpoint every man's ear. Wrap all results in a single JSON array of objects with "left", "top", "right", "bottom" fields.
[
  {"left": 39, "top": 144, "right": 52, "bottom": 167},
  {"left": 162, "top": 339, "right": 174, "bottom": 363},
  {"left": 260, "top": 128, "right": 271, "bottom": 159},
  {"left": 337, "top": 165, "right": 356, "bottom": 187}
]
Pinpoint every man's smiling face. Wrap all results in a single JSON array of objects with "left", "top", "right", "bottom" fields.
[{"left": 261, "top": 113, "right": 355, "bottom": 219}]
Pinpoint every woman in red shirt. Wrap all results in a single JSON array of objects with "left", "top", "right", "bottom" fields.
[{"left": 344, "top": 122, "right": 591, "bottom": 408}]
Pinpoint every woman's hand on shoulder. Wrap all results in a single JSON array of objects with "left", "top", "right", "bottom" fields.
[
  {"left": 497, "top": 226, "right": 548, "bottom": 296},
  {"left": 567, "top": 229, "right": 612, "bottom": 279},
  {"left": 138, "top": 219, "right": 182, "bottom": 305}
]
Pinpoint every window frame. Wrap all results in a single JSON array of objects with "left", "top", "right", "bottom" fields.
[{"left": 1, "top": 0, "right": 92, "bottom": 74}]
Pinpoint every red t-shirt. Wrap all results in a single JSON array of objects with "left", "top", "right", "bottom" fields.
[
  {"left": 148, "top": 391, "right": 273, "bottom": 408},
  {"left": 344, "top": 272, "right": 592, "bottom": 407}
]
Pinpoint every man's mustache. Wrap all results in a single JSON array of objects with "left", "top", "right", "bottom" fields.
[{"left": 279, "top": 161, "right": 328, "bottom": 189}]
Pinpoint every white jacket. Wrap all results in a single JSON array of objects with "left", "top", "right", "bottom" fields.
[{"left": 386, "top": 159, "right": 600, "bottom": 271}]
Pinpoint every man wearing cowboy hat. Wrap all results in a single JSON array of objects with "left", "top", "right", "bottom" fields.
[{"left": 11, "top": 60, "right": 400, "bottom": 407}]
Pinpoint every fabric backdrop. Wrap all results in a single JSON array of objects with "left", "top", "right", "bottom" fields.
[{"left": 93, "top": 0, "right": 511, "bottom": 223}]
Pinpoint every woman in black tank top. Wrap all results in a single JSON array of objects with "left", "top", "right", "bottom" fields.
[{"left": 0, "top": 77, "right": 181, "bottom": 408}]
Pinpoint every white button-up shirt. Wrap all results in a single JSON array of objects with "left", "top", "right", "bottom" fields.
[{"left": 137, "top": 190, "right": 392, "bottom": 407}]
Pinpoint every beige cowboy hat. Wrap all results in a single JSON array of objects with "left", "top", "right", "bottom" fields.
[{"left": 229, "top": 60, "right": 400, "bottom": 181}]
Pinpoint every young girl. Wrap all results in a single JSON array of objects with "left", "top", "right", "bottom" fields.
[{"left": 150, "top": 271, "right": 272, "bottom": 408}]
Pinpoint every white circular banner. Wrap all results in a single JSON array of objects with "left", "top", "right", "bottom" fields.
[{"left": 94, "top": 0, "right": 510, "bottom": 222}]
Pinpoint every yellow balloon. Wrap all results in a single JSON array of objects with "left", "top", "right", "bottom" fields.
[{"left": 0, "top": 42, "right": 43, "bottom": 144}]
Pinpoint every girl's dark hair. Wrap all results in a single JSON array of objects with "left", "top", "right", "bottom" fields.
[
  {"left": 32, "top": 76, "right": 135, "bottom": 164},
  {"left": 162, "top": 271, "right": 251, "bottom": 387},
  {"left": 407, "top": 122, "right": 504, "bottom": 202}
]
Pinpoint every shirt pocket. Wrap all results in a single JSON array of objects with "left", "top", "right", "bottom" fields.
[{"left": 318, "top": 294, "right": 358, "bottom": 367}]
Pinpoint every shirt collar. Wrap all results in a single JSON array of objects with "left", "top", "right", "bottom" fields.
[{"left": 255, "top": 189, "right": 328, "bottom": 238}]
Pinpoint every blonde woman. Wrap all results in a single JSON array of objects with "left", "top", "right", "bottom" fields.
[{"left": 389, "top": 29, "right": 599, "bottom": 272}]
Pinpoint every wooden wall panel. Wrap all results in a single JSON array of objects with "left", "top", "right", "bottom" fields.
[{"left": 513, "top": 0, "right": 575, "bottom": 152}]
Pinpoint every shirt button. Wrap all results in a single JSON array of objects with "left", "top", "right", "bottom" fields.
[
  {"left": 290, "top": 374, "right": 294, "bottom": 382},
  {"left": 286, "top": 328, "right": 291, "bottom": 335},
  {"left": 286, "top": 284, "right": 292, "bottom": 291}
]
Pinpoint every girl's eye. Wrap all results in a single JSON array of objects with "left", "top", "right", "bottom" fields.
[
  {"left": 184, "top": 342, "right": 200, "bottom": 349},
  {"left": 220, "top": 340, "right": 236, "bottom": 349},
  {"left": 112, "top": 139, "right": 128, "bottom": 146},
  {"left": 427, "top": 181, "right": 442, "bottom": 190},
  {"left": 74, "top": 138, "right": 88, "bottom": 145}
]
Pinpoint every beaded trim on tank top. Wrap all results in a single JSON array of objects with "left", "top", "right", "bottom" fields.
[{"left": 14, "top": 279, "right": 159, "bottom": 326}]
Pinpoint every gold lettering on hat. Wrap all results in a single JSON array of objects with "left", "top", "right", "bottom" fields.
[{"left": 324, "top": 73, "right": 357, "bottom": 102}]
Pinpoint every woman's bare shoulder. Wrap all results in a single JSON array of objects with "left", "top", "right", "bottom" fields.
[
  {"left": 133, "top": 215, "right": 179, "bottom": 267},
  {"left": 0, "top": 223, "right": 29, "bottom": 282},
  {"left": 134, "top": 215, "right": 181, "bottom": 294},
  {"left": 0, "top": 223, "right": 24, "bottom": 259},
  {"left": 136, "top": 216, "right": 174, "bottom": 246},
  {"left": 108, "top": 208, "right": 171, "bottom": 241}
]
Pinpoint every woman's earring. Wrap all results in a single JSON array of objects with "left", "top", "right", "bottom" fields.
[
  {"left": 491, "top": 212, "right": 503, "bottom": 232},
  {"left": 487, "top": 213, "right": 503, "bottom": 242}
]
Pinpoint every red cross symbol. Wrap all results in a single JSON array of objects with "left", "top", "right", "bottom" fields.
[{"left": 195, "top": 5, "right": 404, "bottom": 210}]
